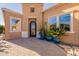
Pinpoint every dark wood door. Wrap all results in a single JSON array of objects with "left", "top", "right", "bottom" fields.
[{"left": 30, "top": 21, "right": 36, "bottom": 37}]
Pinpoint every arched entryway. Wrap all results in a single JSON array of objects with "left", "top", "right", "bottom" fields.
[{"left": 29, "top": 21, "right": 36, "bottom": 37}]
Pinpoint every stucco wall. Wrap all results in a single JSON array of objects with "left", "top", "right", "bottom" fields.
[
  {"left": 60, "top": 11, "right": 79, "bottom": 45},
  {"left": 22, "top": 3, "right": 43, "bottom": 37},
  {"left": 44, "top": 3, "right": 79, "bottom": 22},
  {"left": 2, "top": 8, "right": 22, "bottom": 40},
  {"left": 44, "top": 3, "right": 79, "bottom": 46}
]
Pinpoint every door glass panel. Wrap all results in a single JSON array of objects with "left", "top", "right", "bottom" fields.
[
  {"left": 31, "top": 22, "right": 35, "bottom": 29},
  {"left": 30, "top": 21, "right": 36, "bottom": 36}
]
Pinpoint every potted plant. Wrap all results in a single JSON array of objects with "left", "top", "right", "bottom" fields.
[
  {"left": 46, "top": 27, "right": 66, "bottom": 44},
  {"left": 39, "top": 22, "right": 48, "bottom": 40},
  {"left": 51, "top": 27, "right": 66, "bottom": 43},
  {"left": 45, "top": 29, "right": 54, "bottom": 41},
  {"left": 39, "top": 27, "right": 45, "bottom": 40}
]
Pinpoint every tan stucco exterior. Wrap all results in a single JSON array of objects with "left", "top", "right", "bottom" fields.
[
  {"left": 2, "top": 8, "right": 22, "bottom": 40},
  {"left": 44, "top": 3, "right": 79, "bottom": 46},
  {"left": 2, "top": 3, "right": 79, "bottom": 46},
  {"left": 22, "top": 3, "right": 43, "bottom": 37}
]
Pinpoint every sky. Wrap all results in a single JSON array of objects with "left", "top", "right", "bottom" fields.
[{"left": 0, "top": 3, "right": 56, "bottom": 25}]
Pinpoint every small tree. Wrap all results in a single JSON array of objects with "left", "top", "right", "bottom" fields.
[{"left": 0, "top": 25, "right": 4, "bottom": 34}]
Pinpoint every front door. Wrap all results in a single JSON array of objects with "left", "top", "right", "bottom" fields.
[{"left": 30, "top": 21, "right": 36, "bottom": 37}]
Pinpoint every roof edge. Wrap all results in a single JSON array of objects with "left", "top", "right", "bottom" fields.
[
  {"left": 2, "top": 8, "right": 23, "bottom": 16},
  {"left": 43, "top": 3, "right": 65, "bottom": 12}
]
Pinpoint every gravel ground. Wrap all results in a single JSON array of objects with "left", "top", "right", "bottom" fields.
[{"left": 59, "top": 44, "right": 79, "bottom": 56}]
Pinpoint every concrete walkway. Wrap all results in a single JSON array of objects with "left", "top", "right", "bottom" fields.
[{"left": 0, "top": 38, "right": 66, "bottom": 56}]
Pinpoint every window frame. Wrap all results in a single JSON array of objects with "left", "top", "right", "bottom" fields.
[
  {"left": 59, "top": 13, "right": 74, "bottom": 33},
  {"left": 48, "top": 12, "right": 74, "bottom": 33},
  {"left": 48, "top": 16, "right": 58, "bottom": 29},
  {"left": 59, "top": 13, "right": 71, "bottom": 32},
  {"left": 10, "top": 17, "right": 21, "bottom": 32},
  {"left": 30, "top": 7, "right": 35, "bottom": 13}
]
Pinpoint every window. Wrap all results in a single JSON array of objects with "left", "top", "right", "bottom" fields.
[
  {"left": 30, "top": 7, "right": 35, "bottom": 12},
  {"left": 48, "top": 17, "right": 57, "bottom": 30},
  {"left": 48, "top": 13, "right": 73, "bottom": 33},
  {"left": 10, "top": 17, "right": 21, "bottom": 32},
  {"left": 59, "top": 13, "right": 71, "bottom": 31}
]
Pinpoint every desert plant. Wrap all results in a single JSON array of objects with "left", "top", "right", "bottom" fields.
[
  {"left": 47, "top": 27, "right": 66, "bottom": 38},
  {"left": 0, "top": 25, "right": 4, "bottom": 34},
  {"left": 39, "top": 26, "right": 46, "bottom": 39},
  {"left": 39, "top": 22, "right": 48, "bottom": 39}
]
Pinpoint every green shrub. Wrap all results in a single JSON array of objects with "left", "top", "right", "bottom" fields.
[
  {"left": 47, "top": 27, "right": 66, "bottom": 38},
  {"left": 0, "top": 25, "right": 4, "bottom": 34}
]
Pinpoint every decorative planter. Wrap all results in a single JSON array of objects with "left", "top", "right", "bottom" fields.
[
  {"left": 39, "top": 32, "right": 45, "bottom": 40},
  {"left": 53, "top": 37, "right": 61, "bottom": 44},
  {"left": 46, "top": 35, "right": 53, "bottom": 41}
]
